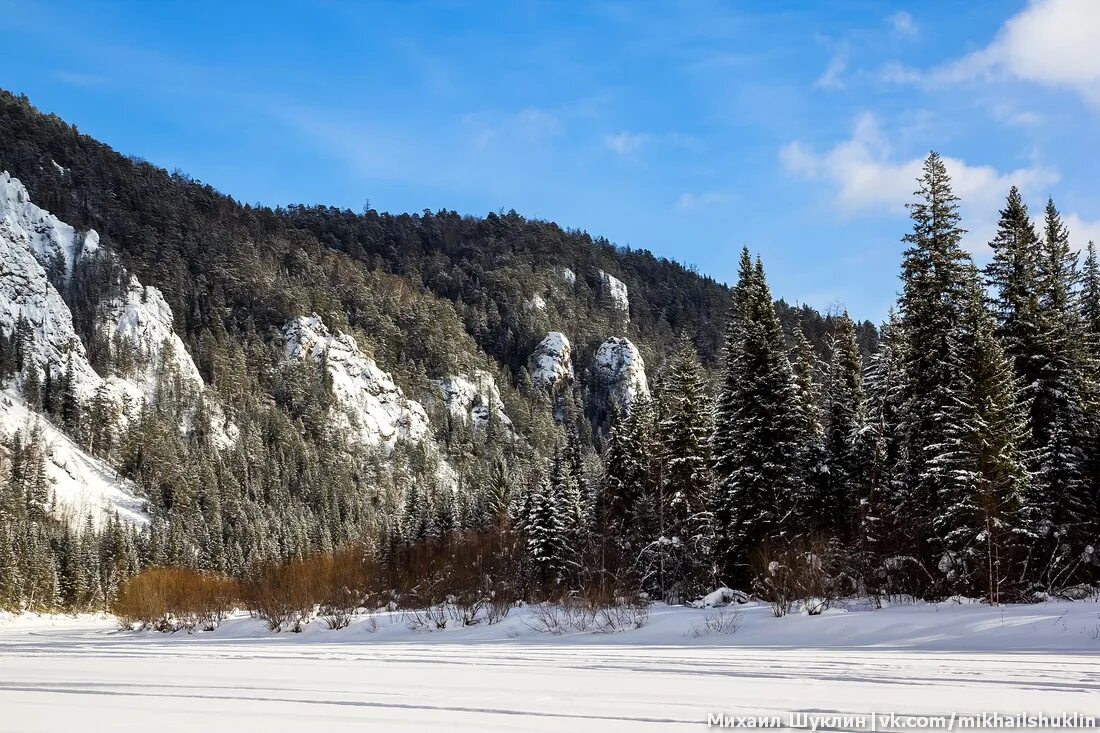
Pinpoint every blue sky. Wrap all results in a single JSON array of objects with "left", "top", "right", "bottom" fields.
[{"left": 3, "top": 1, "right": 1100, "bottom": 321}]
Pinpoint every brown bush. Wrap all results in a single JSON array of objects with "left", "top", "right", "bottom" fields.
[
  {"left": 112, "top": 567, "right": 239, "bottom": 632},
  {"left": 243, "top": 546, "right": 380, "bottom": 632}
]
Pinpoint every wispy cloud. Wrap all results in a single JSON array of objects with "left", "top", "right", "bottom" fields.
[
  {"left": 675, "top": 190, "right": 736, "bottom": 211},
  {"left": 886, "top": 11, "right": 918, "bottom": 38},
  {"left": 464, "top": 107, "right": 562, "bottom": 151},
  {"left": 603, "top": 131, "right": 652, "bottom": 155},
  {"left": 814, "top": 48, "right": 848, "bottom": 90}
]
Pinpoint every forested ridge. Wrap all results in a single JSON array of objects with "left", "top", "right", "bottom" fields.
[{"left": 0, "top": 90, "right": 1096, "bottom": 623}]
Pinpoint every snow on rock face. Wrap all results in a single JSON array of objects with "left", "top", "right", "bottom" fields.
[
  {"left": 0, "top": 391, "right": 148, "bottom": 528},
  {"left": 97, "top": 276, "right": 237, "bottom": 447},
  {"left": 434, "top": 369, "right": 513, "bottom": 432},
  {"left": 284, "top": 314, "right": 429, "bottom": 452},
  {"left": 529, "top": 331, "right": 573, "bottom": 389},
  {"left": 0, "top": 178, "right": 102, "bottom": 402},
  {"left": 0, "top": 171, "right": 97, "bottom": 279},
  {"left": 599, "top": 270, "right": 630, "bottom": 319},
  {"left": 526, "top": 293, "right": 547, "bottom": 311},
  {"left": 560, "top": 267, "right": 576, "bottom": 285},
  {"left": 593, "top": 337, "right": 649, "bottom": 408},
  {"left": 100, "top": 276, "right": 204, "bottom": 398}
]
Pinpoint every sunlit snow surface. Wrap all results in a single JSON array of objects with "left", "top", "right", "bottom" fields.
[{"left": 2, "top": 600, "right": 1098, "bottom": 732}]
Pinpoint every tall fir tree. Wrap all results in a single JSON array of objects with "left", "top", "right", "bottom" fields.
[
  {"left": 897, "top": 152, "right": 975, "bottom": 590},
  {"left": 933, "top": 275, "right": 1030, "bottom": 600},
  {"left": 1030, "top": 199, "right": 1094, "bottom": 587},
  {"left": 817, "top": 312, "right": 866, "bottom": 539},
  {"left": 711, "top": 251, "right": 804, "bottom": 585}
]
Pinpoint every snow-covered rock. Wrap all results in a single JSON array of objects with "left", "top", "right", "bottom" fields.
[
  {"left": 0, "top": 174, "right": 104, "bottom": 402},
  {"left": 0, "top": 171, "right": 97, "bottom": 279},
  {"left": 0, "top": 171, "right": 228, "bottom": 439},
  {"left": 100, "top": 276, "right": 203, "bottom": 400},
  {"left": 691, "top": 587, "right": 751, "bottom": 608},
  {"left": 599, "top": 270, "right": 629, "bottom": 319},
  {"left": 97, "top": 276, "right": 237, "bottom": 447},
  {"left": 528, "top": 331, "right": 573, "bottom": 390},
  {"left": 283, "top": 314, "right": 429, "bottom": 452},
  {"left": 434, "top": 369, "right": 513, "bottom": 433},
  {"left": 560, "top": 267, "right": 576, "bottom": 285},
  {"left": 526, "top": 293, "right": 547, "bottom": 311},
  {"left": 0, "top": 390, "right": 147, "bottom": 528},
  {"left": 593, "top": 337, "right": 649, "bottom": 408}
]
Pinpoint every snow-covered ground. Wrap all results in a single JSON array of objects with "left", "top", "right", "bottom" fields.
[{"left": 2, "top": 600, "right": 1099, "bottom": 732}]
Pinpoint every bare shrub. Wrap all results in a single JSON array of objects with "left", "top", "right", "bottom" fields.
[
  {"left": 524, "top": 602, "right": 570, "bottom": 635},
  {"left": 112, "top": 567, "right": 239, "bottom": 632},
  {"left": 484, "top": 592, "right": 515, "bottom": 625},
  {"left": 561, "top": 593, "right": 598, "bottom": 631},
  {"left": 315, "top": 547, "right": 378, "bottom": 630},
  {"left": 403, "top": 603, "right": 449, "bottom": 631},
  {"left": 594, "top": 601, "right": 649, "bottom": 633},
  {"left": 752, "top": 536, "right": 853, "bottom": 617},
  {"left": 243, "top": 559, "right": 317, "bottom": 632},
  {"left": 688, "top": 608, "right": 742, "bottom": 638}
]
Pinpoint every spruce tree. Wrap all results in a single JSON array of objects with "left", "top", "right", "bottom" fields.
[
  {"left": 860, "top": 311, "right": 908, "bottom": 593},
  {"left": 817, "top": 312, "right": 866, "bottom": 539},
  {"left": 656, "top": 335, "right": 715, "bottom": 598},
  {"left": 1031, "top": 199, "right": 1093, "bottom": 587},
  {"left": 1079, "top": 241, "right": 1100, "bottom": 348},
  {"left": 711, "top": 251, "right": 803, "bottom": 585},
  {"left": 524, "top": 471, "right": 566, "bottom": 589},
  {"left": 933, "top": 276, "right": 1029, "bottom": 600},
  {"left": 897, "top": 152, "right": 974, "bottom": 590}
]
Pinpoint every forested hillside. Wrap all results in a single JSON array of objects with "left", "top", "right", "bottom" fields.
[{"left": 0, "top": 90, "right": 1095, "bottom": 621}]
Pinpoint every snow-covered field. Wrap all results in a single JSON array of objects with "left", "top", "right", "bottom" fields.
[{"left": 2, "top": 600, "right": 1099, "bottom": 732}]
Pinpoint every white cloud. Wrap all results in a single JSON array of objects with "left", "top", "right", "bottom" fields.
[
  {"left": 917, "top": 0, "right": 1100, "bottom": 105},
  {"left": 780, "top": 113, "right": 1061, "bottom": 251},
  {"left": 1065, "top": 212, "right": 1100, "bottom": 250},
  {"left": 887, "top": 11, "right": 918, "bottom": 37},
  {"left": 603, "top": 131, "right": 652, "bottom": 155},
  {"left": 675, "top": 191, "right": 736, "bottom": 211},
  {"left": 814, "top": 49, "right": 848, "bottom": 90}
]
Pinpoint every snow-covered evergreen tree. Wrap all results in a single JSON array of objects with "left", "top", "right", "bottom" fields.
[
  {"left": 711, "top": 251, "right": 803, "bottom": 585},
  {"left": 817, "top": 312, "right": 866, "bottom": 538},
  {"left": 897, "top": 152, "right": 974, "bottom": 585},
  {"left": 933, "top": 276, "right": 1030, "bottom": 600}
]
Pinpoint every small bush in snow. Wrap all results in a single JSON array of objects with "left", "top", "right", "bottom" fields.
[
  {"left": 688, "top": 608, "right": 741, "bottom": 638},
  {"left": 751, "top": 536, "right": 853, "bottom": 617},
  {"left": 525, "top": 602, "right": 570, "bottom": 635},
  {"left": 594, "top": 602, "right": 649, "bottom": 633}
]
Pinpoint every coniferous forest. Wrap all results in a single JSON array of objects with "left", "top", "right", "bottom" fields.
[{"left": 0, "top": 91, "right": 1098, "bottom": 626}]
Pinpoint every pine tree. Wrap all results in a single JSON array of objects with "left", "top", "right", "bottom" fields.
[
  {"left": 60, "top": 355, "right": 80, "bottom": 434},
  {"left": 0, "top": 522, "right": 21, "bottom": 611},
  {"left": 985, "top": 187, "right": 1045, "bottom": 387},
  {"left": 21, "top": 364, "right": 40, "bottom": 408}
]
